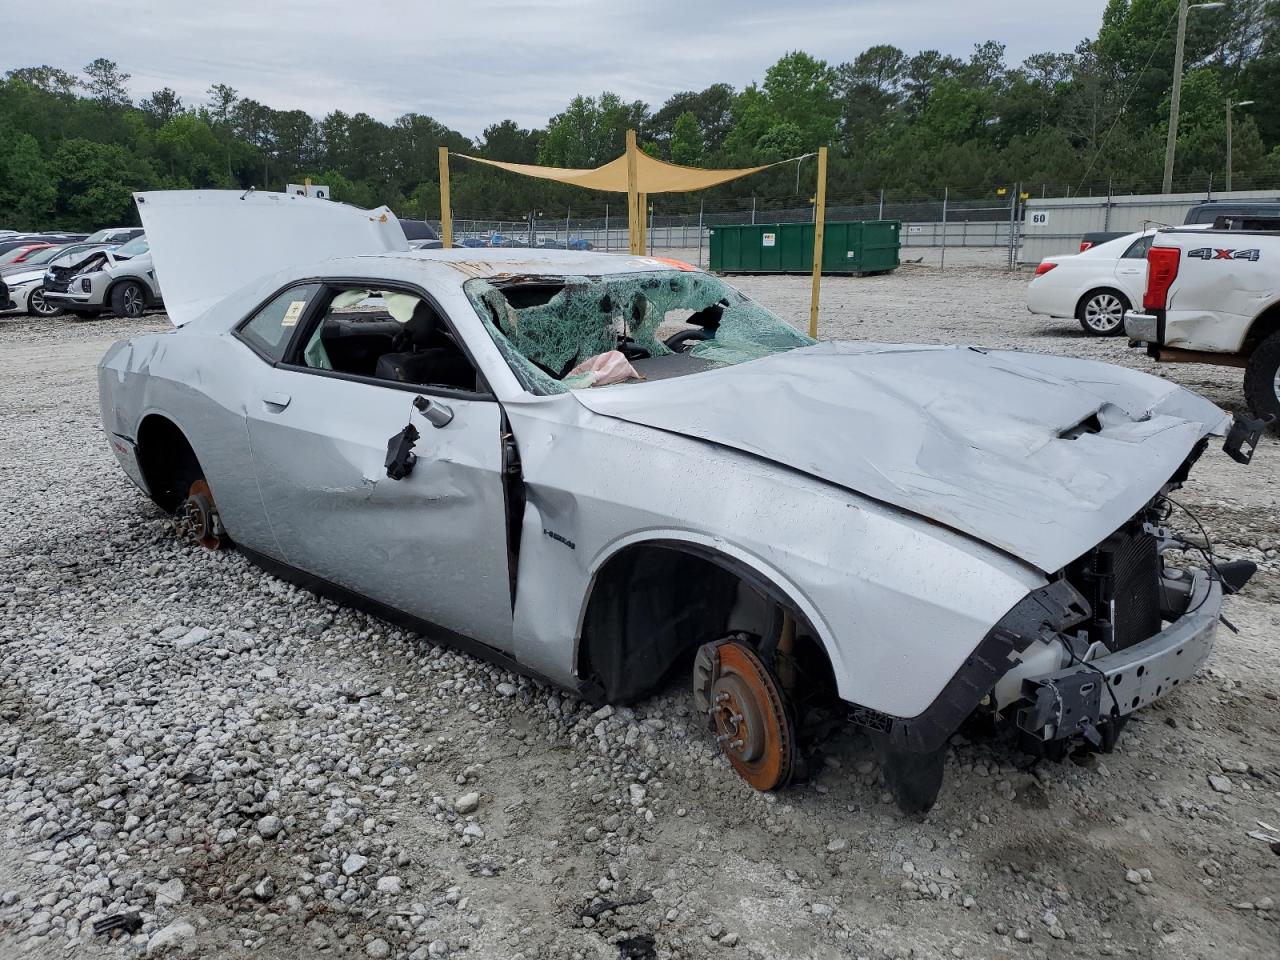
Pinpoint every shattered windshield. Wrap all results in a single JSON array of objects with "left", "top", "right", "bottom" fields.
[{"left": 465, "top": 269, "right": 814, "bottom": 394}]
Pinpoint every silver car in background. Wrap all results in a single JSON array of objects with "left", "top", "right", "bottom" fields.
[
  {"left": 1, "top": 241, "right": 120, "bottom": 316},
  {"left": 45, "top": 235, "right": 161, "bottom": 318},
  {"left": 97, "top": 191, "right": 1258, "bottom": 813}
]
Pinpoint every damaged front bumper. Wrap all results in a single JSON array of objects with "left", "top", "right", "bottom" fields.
[{"left": 1013, "top": 565, "right": 1226, "bottom": 744}]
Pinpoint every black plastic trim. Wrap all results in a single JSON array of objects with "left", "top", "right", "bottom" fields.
[{"left": 885, "top": 579, "right": 1092, "bottom": 753}]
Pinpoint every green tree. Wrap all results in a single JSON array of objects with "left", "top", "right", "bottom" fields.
[
  {"left": 140, "top": 88, "right": 183, "bottom": 126},
  {"left": 647, "top": 83, "right": 736, "bottom": 156},
  {"left": 479, "top": 120, "right": 540, "bottom": 162},
  {"left": 154, "top": 114, "right": 229, "bottom": 187},
  {"left": 761, "top": 51, "right": 840, "bottom": 147},
  {"left": 755, "top": 122, "right": 805, "bottom": 163},
  {"left": 669, "top": 111, "right": 704, "bottom": 165},
  {"left": 207, "top": 83, "right": 239, "bottom": 124},
  {"left": 5, "top": 66, "right": 78, "bottom": 96},
  {"left": 82, "top": 58, "right": 130, "bottom": 106},
  {"left": 52, "top": 138, "right": 141, "bottom": 226},
  {"left": 538, "top": 92, "right": 648, "bottom": 167},
  {"left": 0, "top": 130, "right": 56, "bottom": 226}
]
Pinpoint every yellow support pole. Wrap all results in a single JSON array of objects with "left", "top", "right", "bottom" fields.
[
  {"left": 638, "top": 192, "right": 648, "bottom": 254},
  {"left": 438, "top": 146, "right": 453, "bottom": 249},
  {"left": 626, "top": 129, "right": 642, "bottom": 254},
  {"left": 807, "top": 146, "right": 828, "bottom": 339}
]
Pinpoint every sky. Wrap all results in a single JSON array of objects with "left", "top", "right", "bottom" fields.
[{"left": 6, "top": 0, "right": 1111, "bottom": 138}]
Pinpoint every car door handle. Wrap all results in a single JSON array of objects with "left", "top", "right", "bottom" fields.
[{"left": 262, "top": 392, "right": 291, "bottom": 411}]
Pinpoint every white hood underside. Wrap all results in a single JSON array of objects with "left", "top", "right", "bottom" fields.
[
  {"left": 134, "top": 190, "right": 409, "bottom": 326},
  {"left": 575, "top": 341, "right": 1230, "bottom": 573}
]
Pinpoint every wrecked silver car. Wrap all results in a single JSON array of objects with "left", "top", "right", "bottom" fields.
[{"left": 99, "top": 191, "right": 1260, "bottom": 812}]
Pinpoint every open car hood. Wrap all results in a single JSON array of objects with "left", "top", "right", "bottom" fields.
[
  {"left": 573, "top": 341, "right": 1229, "bottom": 573},
  {"left": 134, "top": 190, "right": 409, "bottom": 326}
]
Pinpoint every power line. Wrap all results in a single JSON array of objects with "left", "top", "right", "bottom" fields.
[{"left": 1074, "top": 10, "right": 1178, "bottom": 194}]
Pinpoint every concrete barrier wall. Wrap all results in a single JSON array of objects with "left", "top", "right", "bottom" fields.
[{"left": 1021, "top": 189, "right": 1280, "bottom": 263}]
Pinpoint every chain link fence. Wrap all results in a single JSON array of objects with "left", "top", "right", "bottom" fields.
[
  {"left": 444, "top": 189, "right": 1023, "bottom": 269},
  {"left": 439, "top": 170, "right": 1280, "bottom": 269}
]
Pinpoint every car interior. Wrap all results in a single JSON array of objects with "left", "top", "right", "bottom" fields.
[
  {"left": 295, "top": 287, "right": 479, "bottom": 393},
  {"left": 467, "top": 270, "right": 816, "bottom": 394}
]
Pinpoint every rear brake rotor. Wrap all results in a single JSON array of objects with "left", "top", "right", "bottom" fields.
[
  {"left": 181, "top": 479, "right": 224, "bottom": 550},
  {"left": 695, "top": 639, "right": 795, "bottom": 791}
]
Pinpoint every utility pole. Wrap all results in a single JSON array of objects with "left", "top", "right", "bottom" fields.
[
  {"left": 1163, "top": 1, "right": 1226, "bottom": 193},
  {"left": 1225, "top": 99, "right": 1254, "bottom": 192}
]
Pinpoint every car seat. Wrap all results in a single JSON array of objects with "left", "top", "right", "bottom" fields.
[{"left": 374, "top": 300, "right": 475, "bottom": 390}]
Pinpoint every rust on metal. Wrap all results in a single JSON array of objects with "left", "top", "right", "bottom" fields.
[
  {"left": 182, "top": 478, "right": 224, "bottom": 550},
  {"left": 1153, "top": 346, "right": 1250, "bottom": 368},
  {"left": 705, "top": 640, "right": 795, "bottom": 791}
]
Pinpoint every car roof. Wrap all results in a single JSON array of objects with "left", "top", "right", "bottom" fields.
[{"left": 357, "top": 247, "right": 692, "bottom": 286}]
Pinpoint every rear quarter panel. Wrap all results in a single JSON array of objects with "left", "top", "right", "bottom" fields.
[{"left": 98, "top": 328, "right": 280, "bottom": 557}]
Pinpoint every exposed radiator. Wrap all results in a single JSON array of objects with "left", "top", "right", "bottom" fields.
[{"left": 1067, "top": 525, "right": 1162, "bottom": 652}]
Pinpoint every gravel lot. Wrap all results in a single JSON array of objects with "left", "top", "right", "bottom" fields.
[{"left": 1, "top": 249, "right": 1277, "bottom": 960}]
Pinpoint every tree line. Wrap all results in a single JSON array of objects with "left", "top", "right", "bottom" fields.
[{"left": 1, "top": 0, "right": 1277, "bottom": 231}]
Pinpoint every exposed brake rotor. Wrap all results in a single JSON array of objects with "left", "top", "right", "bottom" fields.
[
  {"left": 693, "top": 636, "right": 796, "bottom": 791},
  {"left": 181, "top": 479, "right": 224, "bottom": 550}
]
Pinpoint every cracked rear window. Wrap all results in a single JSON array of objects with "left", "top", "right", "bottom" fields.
[{"left": 465, "top": 270, "right": 814, "bottom": 395}]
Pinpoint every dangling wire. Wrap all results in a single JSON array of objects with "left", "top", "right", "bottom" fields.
[{"left": 1161, "top": 495, "right": 1224, "bottom": 617}]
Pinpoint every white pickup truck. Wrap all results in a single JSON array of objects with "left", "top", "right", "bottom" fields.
[{"left": 1124, "top": 227, "right": 1280, "bottom": 423}]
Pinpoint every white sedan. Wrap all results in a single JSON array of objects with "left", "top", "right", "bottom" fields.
[{"left": 1028, "top": 229, "right": 1156, "bottom": 336}]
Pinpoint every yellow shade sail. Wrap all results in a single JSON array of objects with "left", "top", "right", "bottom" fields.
[
  {"left": 455, "top": 149, "right": 798, "bottom": 194},
  {"left": 439, "top": 130, "right": 828, "bottom": 335}
]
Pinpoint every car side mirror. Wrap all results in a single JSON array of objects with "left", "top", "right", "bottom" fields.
[{"left": 414, "top": 395, "right": 453, "bottom": 428}]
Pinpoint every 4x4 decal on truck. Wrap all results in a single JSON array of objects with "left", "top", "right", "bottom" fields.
[{"left": 1187, "top": 247, "right": 1262, "bottom": 261}]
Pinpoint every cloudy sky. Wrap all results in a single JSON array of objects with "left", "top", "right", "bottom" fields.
[{"left": 8, "top": 0, "right": 1110, "bottom": 137}]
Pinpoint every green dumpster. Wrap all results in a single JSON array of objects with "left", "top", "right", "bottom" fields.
[{"left": 708, "top": 220, "right": 900, "bottom": 275}]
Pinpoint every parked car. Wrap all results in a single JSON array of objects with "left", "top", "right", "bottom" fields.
[
  {"left": 44, "top": 235, "right": 161, "bottom": 318},
  {"left": 2, "top": 264, "right": 61, "bottom": 316},
  {"left": 1028, "top": 228, "right": 1161, "bottom": 335},
  {"left": 1124, "top": 225, "right": 1280, "bottom": 423},
  {"left": 1183, "top": 199, "right": 1280, "bottom": 225},
  {"left": 0, "top": 241, "right": 57, "bottom": 265},
  {"left": 1, "top": 243, "right": 121, "bottom": 316},
  {"left": 0, "top": 236, "right": 52, "bottom": 257},
  {"left": 83, "top": 226, "right": 144, "bottom": 245},
  {"left": 1077, "top": 231, "right": 1127, "bottom": 252},
  {"left": 2, "top": 244, "right": 66, "bottom": 276},
  {"left": 0, "top": 240, "right": 108, "bottom": 278},
  {"left": 97, "top": 190, "right": 1259, "bottom": 813}
]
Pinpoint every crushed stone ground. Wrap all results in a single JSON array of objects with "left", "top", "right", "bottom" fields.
[{"left": 1, "top": 250, "right": 1276, "bottom": 960}]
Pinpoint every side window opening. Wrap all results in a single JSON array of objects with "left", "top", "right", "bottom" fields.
[
  {"left": 291, "top": 286, "right": 479, "bottom": 394},
  {"left": 237, "top": 283, "right": 321, "bottom": 362},
  {"left": 1123, "top": 235, "right": 1153, "bottom": 260}
]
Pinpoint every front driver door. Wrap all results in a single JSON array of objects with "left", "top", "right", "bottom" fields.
[{"left": 238, "top": 284, "right": 514, "bottom": 653}]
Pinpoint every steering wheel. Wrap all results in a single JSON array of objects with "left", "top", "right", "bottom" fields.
[
  {"left": 664, "top": 329, "right": 712, "bottom": 352},
  {"left": 616, "top": 336, "right": 651, "bottom": 362}
]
